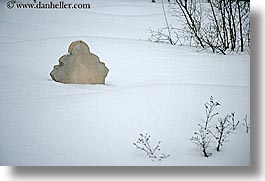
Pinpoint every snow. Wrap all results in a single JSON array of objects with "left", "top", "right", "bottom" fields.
[{"left": 0, "top": 0, "right": 250, "bottom": 166}]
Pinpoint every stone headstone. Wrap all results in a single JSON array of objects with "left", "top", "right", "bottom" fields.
[{"left": 50, "top": 40, "right": 109, "bottom": 84}]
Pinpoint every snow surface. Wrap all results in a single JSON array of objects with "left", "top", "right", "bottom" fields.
[{"left": 0, "top": 0, "right": 250, "bottom": 166}]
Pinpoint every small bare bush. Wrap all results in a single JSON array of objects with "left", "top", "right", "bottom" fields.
[
  {"left": 133, "top": 133, "right": 170, "bottom": 161},
  {"left": 191, "top": 126, "right": 212, "bottom": 157},
  {"left": 210, "top": 114, "right": 233, "bottom": 151},
  {"left": 242, "top": 115, "right": 250, "bottom": 133},
  {"left": 228, "top": 112, "right": 239, "bottom": 130}
]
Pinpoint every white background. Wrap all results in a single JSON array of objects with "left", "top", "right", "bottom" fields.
[{"left": 0, "top": 0, "right": 264, "bottom": 180}]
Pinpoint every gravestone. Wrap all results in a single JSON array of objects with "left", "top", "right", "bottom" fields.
[{"left": 50, "top": 40, "right": 109, "bottom": 84}]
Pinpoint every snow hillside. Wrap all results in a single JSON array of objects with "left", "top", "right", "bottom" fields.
[{"left": 0, "top": 0, "right": 250, "bottom": 166}]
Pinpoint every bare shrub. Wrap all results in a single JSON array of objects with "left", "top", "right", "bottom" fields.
[
  {"left": 191, "top": 126, "right": 212, "bottom": 157},
  {"left": 133, "top": 133, "right": 170, "bottom": 161},
  {"left": 242, "top": 115, "right": 250, "bottom": 133},
  {"left": 210, "top": 114, "right": 233, "bottom": 151}
]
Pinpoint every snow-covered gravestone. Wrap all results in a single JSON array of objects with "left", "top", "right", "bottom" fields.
[{"left": 50, "top": 40, "right": 109, "bottom": 84}]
